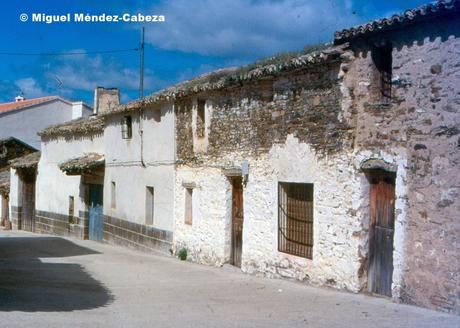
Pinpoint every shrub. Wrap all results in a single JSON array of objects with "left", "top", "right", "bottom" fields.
[{"left": 178, "top": 248, "right": 187, "bottom": 261}]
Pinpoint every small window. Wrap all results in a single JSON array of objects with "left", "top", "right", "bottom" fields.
[
  {"left": 68, "top": 196, "right": 75, "bottom": 223},
  {"left": 196, "top": 100, "right": 205, "bottom": 138},
  {"left": 121, "top": 115, "right": 133, "bottom": 139},
  {"left": 278, "top": 182, "right": 314, "bottom": 259},
  {"left": 184, "top": 188, "right": 193, "bottom": 225},
  {"left": 111, "top": 181, "right": 116, "bottom": 209},
  {"left": 146, "top": 186, "right": 154, "bottom": 226},
  {"left": 371, "top": 43, "right": 392, "bottom": 103}
]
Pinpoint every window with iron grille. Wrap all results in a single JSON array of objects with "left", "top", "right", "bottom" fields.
[
  {"left": 121, "top": 115, "right": 132, "bottom": 139},
  {"left": 278, "top": 182, "right": 313, "bottom": 259},
  {"left": 371, "top": 43, "right": 392, "bottom": 103}
]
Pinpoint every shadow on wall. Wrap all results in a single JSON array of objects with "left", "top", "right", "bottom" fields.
[{"left": 0, "top": 236, "right": 113, "bottom": 312}]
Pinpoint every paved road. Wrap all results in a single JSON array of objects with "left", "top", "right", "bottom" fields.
[{"left": 0, "top": 230, "right": 458, "bottom": 328}]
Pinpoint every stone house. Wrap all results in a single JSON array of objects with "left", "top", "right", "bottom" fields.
[
  {"left": 163, "top": 0, "right": 457, "bottom": 313},
  {"left": 9, "top": 1, "right": 459, "bottom": 315}
]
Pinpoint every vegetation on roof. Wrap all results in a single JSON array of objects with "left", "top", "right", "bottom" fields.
[
  {"left": 59, "top": 153, "right": 104, "bottom": 175},
  {"left": 9, "top": 151, "right": 40, "bottom": 169},
  {"left": 39, "top": 116, "right": 104, "bottom": 138},
  {"left": 110, "top": 43, "right": 345, "bottom": 115}
]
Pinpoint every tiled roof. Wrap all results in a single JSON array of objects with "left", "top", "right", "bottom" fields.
[
  {"left": 334, "top": 0, "right": 460, "bottom": 44},
  {"left": 9, "top": 151, "right": 40, "bottom": 169},
  {"left": 39, "top": 116, "right": 104, "bottom": 138},
  {"left": 0, "top": 169, "right": 9, "bottom": 195},
  {"left": 59, "top": 153, "right": 104, "bottom": 175},
  {"left": 103, "top": 44, "right": 346, "bottom": 116},
  {"left": 0, "top": 96, "right": 60, "bottom": 115},
  {"left": 0, "top": 137, "right": 37, "bottom": 170}
]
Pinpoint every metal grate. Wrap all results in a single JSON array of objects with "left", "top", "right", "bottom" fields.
[
  {"left": 372, "top": 43, "right": 392, "bottom": 103},
  {"left": 381, "top": 69, "right": 392, "bottom": 102},
  {"left": 278, "top": 182, "right": 313, "bottom": 259}
]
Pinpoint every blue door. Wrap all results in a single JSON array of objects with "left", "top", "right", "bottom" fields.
[{"left": 88, "top": 184, "right": 104, "bottom": 241}]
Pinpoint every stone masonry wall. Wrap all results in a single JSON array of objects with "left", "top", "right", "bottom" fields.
[
  {"left": 341, "top": 17, "right": 460, "bottom": 313},
  {"left": 175, "top": 61, "right": 353, "bottom": 163},
  {"left": 173, "top": 17, "right": 459, "bottom": 314},
  {"left": 173, "top": 60, "right": 370, "bottom": 292}
]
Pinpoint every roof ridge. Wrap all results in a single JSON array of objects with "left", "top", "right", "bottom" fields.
[
  {"left": 0, "top": 95, "right": 57, "bottom": 106},
  {"left": 334, "top": 0, "right": 460, "bottom": 44},
  {"left": 107, "top": 43, "right": 346, "bottom": 116}
]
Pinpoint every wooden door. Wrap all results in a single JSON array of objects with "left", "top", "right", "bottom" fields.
[
  {"left": 21, "top": 179, "right": 35, "bottom": 232},
  {"left": 231, "top": 177, "right": 244, "bottom": 267},
  {"left": 368, "top": 170, "right": 395, "bottom": 296},
  {"left": 89, "top": 184, "right": 104, "bottom": 241},
  {"left": 1, "top": 195, "right": 9, "bottom": 225}
]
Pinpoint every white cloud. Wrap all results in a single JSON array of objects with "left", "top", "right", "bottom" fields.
[
  {"left": 2, "top": 52, "right": 164, "bottom": 103},
  {"left": 15, "top": 78, "right": 47, "bottom": 98},
  {"left": 7, "top": 50, "right": 166, "bottom": 103},
  {"left": 144, "top": 0, "right": 360, "bottom": 57},
  {"left": 44, "top": 52, "right": 152, "bottom": 93}
]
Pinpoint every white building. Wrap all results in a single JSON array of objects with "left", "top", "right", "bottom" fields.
[
  {"left": 101, "top": 100, "right": 175, "bottom": 253},
  {"left": 9, "top": 117, "right": 104, "bottom": 235},
  {"left": 12, "top": 88, "right": 175, "bottom": 254},
  {"left": 8, "top": 1, "right": 460, "bottom": 314},
  {"left": 0, "top": 96, "right": 92, "bottom": 149}
]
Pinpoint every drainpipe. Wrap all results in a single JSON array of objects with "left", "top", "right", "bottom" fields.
[{"left": 139, "top": 106, "right": 146, "bottom": 168}]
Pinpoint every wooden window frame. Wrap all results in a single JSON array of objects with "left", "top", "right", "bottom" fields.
[
  {"left": 121, "top": 115, "right": 133, "bottom": 139},
  {"left": 111, "top": 181, "right": 116, "bottom": 209},
  {"left": 278, "top": 182, "right": 314, "bottom": 259},
  {"left": 196, "top": 99, "right": 206, "bottom": 138},
  {"left": 184, "top": 188, "right": 193, "bottom": 225},
  {"left": 371, "top": 43, "right": 392, "bottom": 103},
  {"left": 145, "top": 186, "right": 154, "bottom": 226}
]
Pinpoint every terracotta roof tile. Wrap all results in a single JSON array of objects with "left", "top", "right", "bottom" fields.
[
  {"left": 39, "top": 116, "right": 104, "bottom": 138},
  {"left": 59, "top": 153, "right": 105, "bottom": 175},
  {"left": 9, "top": 151, "right": 41, "bottom": 169},
  {"left": 0, "top": 96, "right": 59, "bottom": 114},
  {"left": 104, "top": 44, "right": 347, "bottom": 116},
  {"left": 0, "top": 169, "right": 9, "bottom": 195},
  {"left": 334, "top": 0, "right": 460, "bottom": 44}
]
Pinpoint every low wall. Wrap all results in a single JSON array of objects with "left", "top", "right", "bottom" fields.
[
  {"left": 103, "top": 215, "right": 173, "bottom": 255},
  {"left": 10, "top": 205, "right": 22, "bottom": 230},
  {"left": 33, "top": 210, "right": 88, "bottom": 240}
]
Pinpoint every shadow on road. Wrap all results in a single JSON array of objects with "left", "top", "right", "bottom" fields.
[{"left": 0, "top": 236, "right": 113, "bottom": 312}]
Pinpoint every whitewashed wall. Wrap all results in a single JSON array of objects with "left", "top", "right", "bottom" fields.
[
  {"left": 9, "top": 168, "right": 20, "bottom": 210},
  {"left": 104, "top": 102, "right": 175, "bottom": 231},
  {"left": 174, "top": 135, "right": 370, "bottom": 292},
  {"left": 174, "top": 166, "right": 231, "bottom": 265},
  {"left": 36, "top": 134, "right": 104, "bottom": 216},
  {"left": 0, "top": 99, "right": 92, "bottom": 149}
]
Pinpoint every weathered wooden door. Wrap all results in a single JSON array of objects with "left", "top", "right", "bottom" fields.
[
  {"left": 21, "top": 179, "right": 35, "bottom": 232},
  {"left": 89, "top": 184, "right": 104, "bottom": 241},
  {"left": 231, "top": 177, "right": 244, "bottom": 267},
  {"left": 1, "top": 195, "right": 9, "bottom": 225},
  {"left": 368, "top": 170, "right": 395, "bottom": 296}
]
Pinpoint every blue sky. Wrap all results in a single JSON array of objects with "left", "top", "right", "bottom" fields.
[{"left": 0, "top": 0, "right": 429, "bottom": 105}]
